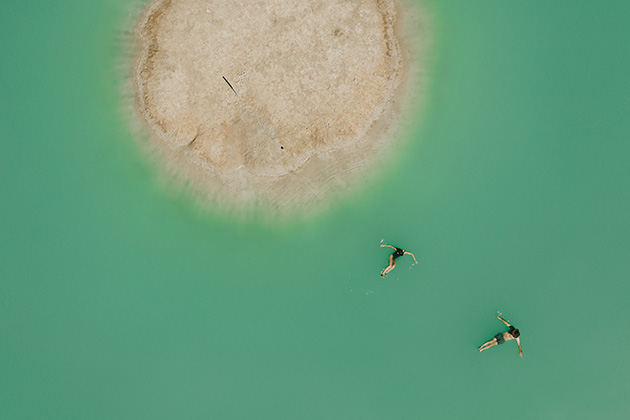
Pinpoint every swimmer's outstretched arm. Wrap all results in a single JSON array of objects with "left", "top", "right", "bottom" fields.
[
  {"left": 497, "top": 315, "right": 511, "bottom": 327},
  {"left": 404, "top": 251, "right": 418, "bottom": 264},
  {"left": 380, "top": 244, "right": 396, "bottom": 250},
  {"left": 516, "top": 337, "right": 522, "bottom": 357}
]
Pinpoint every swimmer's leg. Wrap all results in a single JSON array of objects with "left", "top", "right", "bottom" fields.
[
  {"left": 387, "top": 257, "right": 397, "bottom": 275},
  {"left": 478, "top": 339, "right": 498, "bottom": 352},
  {"left": 381, "top": 256, "right": 396, "bottom": 277}
]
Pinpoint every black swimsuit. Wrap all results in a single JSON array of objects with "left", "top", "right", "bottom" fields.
[{"left": 392, "top": 248, "right": 405, "bottom": 260}]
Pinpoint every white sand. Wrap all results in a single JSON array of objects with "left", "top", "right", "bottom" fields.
[{"left": 132, "top": 0, "right": 421, "bottom": 215}]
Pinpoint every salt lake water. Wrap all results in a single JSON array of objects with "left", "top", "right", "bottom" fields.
[{"left": 1, "top": 0, "right": 629, "bottom": 418}]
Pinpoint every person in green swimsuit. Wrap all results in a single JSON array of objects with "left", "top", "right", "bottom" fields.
[
  {"left": 478, "top": 315, "right": 523, "bottom": 357},
  {"left": 380, "top": 244, "right": 418, "bottom": 277}
]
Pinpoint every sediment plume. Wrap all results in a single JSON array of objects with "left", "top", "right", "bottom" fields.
[{"left": 131, "top": 0, "right": 422, "bottom": 216}]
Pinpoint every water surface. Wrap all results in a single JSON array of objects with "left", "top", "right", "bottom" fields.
[{"left": 1, "top": 0, "right": 629, "bottom": 418}]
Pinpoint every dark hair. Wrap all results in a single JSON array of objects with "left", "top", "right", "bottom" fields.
[{"left": 511, "top": 328, "right": 520, "bottom": 338}]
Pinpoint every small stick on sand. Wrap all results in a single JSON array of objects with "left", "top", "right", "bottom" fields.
[{"left": 222, "top": 76, "right": 238, "bottom": 96}]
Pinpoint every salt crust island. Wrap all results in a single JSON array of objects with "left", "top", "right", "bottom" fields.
[{"left": 133, "top": 0, "right": 419, "bottom": 215}]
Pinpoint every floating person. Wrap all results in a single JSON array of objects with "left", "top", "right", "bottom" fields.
[
  {"left": 380, "top": 244, "right": 418, "bottom": 277},
  {"left": 478, "top": 315, "right": 523, "bottom": 357}
]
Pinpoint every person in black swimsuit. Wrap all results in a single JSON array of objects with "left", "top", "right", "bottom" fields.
[
  {"left": 478, "top": 315, "right": 522, "bottom": 357},
  {"left": 380, "top": 244, "right": 418, "bottom": 277}
]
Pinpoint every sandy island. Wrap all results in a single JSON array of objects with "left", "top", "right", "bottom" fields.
[{"left": 132, "top": 0, "right": 422, "bottom": 215}]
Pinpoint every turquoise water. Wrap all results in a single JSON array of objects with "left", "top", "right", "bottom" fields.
[{"left": 2, "top": 0, "right": 630, "bottom": 418}]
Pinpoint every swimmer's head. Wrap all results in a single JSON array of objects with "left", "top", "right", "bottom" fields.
[{"left": 511, "top": 328, "right": 520, "bottom": 338}]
